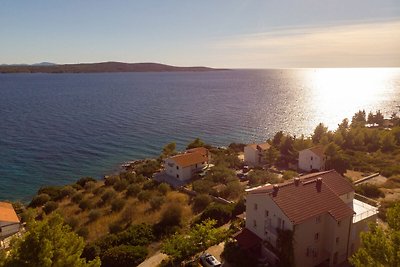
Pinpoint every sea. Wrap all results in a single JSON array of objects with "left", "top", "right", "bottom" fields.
[{"left": 1, "top": 68, "right": 399, "bottom": 201}]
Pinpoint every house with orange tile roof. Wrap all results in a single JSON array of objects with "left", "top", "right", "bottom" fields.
[
  {"left": 241, "top": 170, "right": 378, "bottom": 267},
  {"left": 244, "top": 143, "right": 271, "bottom": 166},
  {"left": 298, "top": 146, "right": 327, "bottom": 172},
  {"left": 0, "top": 202, "right": 21, "bottom": 243},
  {"left": 164, "top": 147, "right": 209, "bottom": 181}
]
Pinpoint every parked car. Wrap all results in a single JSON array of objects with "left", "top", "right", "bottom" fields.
[{"left": 200, "top": 253, "right": 222, "bottom": 267}]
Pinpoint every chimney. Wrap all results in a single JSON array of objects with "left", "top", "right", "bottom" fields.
[
  {"left": 272, "top": 184, "right": 279, "bottom": 196},
  {"left": 316, "top": 177, "right": 322, "bottom": 192},
  {"left": 294, "top": 177, "right": 300, "bottom": 186}
]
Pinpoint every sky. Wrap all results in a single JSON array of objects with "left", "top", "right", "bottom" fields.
[{"left": 1, "top": 1, "right": 399, "bottom": 68}]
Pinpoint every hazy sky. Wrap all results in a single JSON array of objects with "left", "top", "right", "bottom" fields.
[{"left": 1, "top": 1, "right": 399, "bottom": 68}]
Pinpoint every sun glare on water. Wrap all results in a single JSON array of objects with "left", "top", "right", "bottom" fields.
[{"left": 303, "top": 68, "right": 399, "bottom": 129}]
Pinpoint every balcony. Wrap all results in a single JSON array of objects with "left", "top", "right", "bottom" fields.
[{"left": 351, "top": 196, "right": 378, "bottom": 223}]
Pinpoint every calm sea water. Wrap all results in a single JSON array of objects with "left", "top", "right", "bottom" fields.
[{"left": 1, "top": 68, "right": 399, "bottom": 201}]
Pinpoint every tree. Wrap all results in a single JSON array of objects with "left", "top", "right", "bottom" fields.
[
  {"left": 161, "top": 142, "right": 176, "bottom": 158},
  {"left": 312, "top": 123, "right": 328, "bottom": 144},
  {"left": 162, "top": 219, "right": 227, "bottom": 262},
  {"left": 325, "top": 154, "right": 349, "bottom": 175},
  {"left": 375, "top": 110, "right": 385, "bottom": 126},
  {"left": 264, "top": 146, "right": 280, "bottom": 168},
  {"left": 324, "top": 142, "right": 339, "bottom": 158},
  {"left": 3, "top": 214, "right": 100, "bottom": 267},
  {"left": 381, "top": 133, "right": 396, "bottom": 152},
  {"left": 351, "top": 110, "right": 367, "bottom": 127},
  {"left": 367, "top": 111, "right": 375, "bottom": 125},
  {"left": 101, "top": 245, "right": 147, "bottom": 267},
  {"left": 272, "top": 131, "right": 284, "bottom": 147},
  {"left": 186, "top": 138, "right": 205, "bottom": 149}
]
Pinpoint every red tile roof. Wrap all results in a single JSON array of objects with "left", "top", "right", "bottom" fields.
[
  {"left": 300, "top": 170, "right": 354, "bottom": 196},
  {"left": 0, "top": 202, "right": 20, "bottom": 223},
  {"left": 306, "top": 146, "right": 325, "bottom": 158},
  {"left": 249, "top": 173, "right": 354, "bottom": 224},
  {"left": 169, "top": 148, "right": 208, "bottom": 168},
  {"left": 234, "top": 228, "right": 262, "bottom": 250},
  {"left": 248, "top": 143, "right": 271, "bottom": 151}
]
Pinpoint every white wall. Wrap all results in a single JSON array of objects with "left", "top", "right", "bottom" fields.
[
  {"left": 0, "top": 222, "right": 20, "bottom": 239},
  {"left": 165, "top": 159, "right": 206, "bottom": 181},
  {"left": 244, "top": 146, "right": 257, "bottom": 166},
  {"left": 299, "top": 150, "right": 324, "bottom": 172}
]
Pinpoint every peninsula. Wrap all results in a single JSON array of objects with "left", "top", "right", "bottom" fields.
[{"left": 0, "top": 62, "right": 225, "bottom": 74}]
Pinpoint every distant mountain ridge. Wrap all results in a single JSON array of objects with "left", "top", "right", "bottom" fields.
[{"left": 0, "top": 62, "right": 225, "bottom": 73}]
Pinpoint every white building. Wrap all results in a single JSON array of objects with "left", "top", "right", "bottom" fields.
[
  {"left": 298, "top": 146, "right": 326, "bottom": 172},
  {"left": 244, "top": 143, "right": 271, "bottom": 166},
  {"left": 0, "top": 202, "right": 21, "bottom": 249},
  {"left": 240, "top": 170, "right": 378, "bottom": 267},
  {"left": 164, "top": 147, "right": 209, "bottom": 181}
]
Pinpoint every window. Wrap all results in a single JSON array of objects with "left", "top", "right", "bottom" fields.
[
  {"left": 176, "top": 174, "right": 179, "bottom": 178},
  {"left": 195, "top": 164, "right": 198, "bottom": 168},
  {"left": 265, "top": 210, "right": 269, "bottom": 217},
  {"left": 314, "top": 233, "right": 319, "bottom": 241},
  {"left": 311, "top": 156, "right": 313, "bottom": 160},
  {"left": 282, "top": 220, "right": 285, "bottom": 230},
  {"left": 176, "top": 166, "right": 179, "bottom": 170},
  {"left": 338, "top": 220, "right": 341, "bottom": 226},
  {"left": 333, "top": 252, "right": 338, "bottom": 264},
  {"left": 316, "top": 216, "right": 321, "bottom": 224},
  {"left": 254, "top": 204, "right": 258, "bottom": 210},
  {"left": 253, "top": 220, "right": 257, "bottom": 228},
  {"left": 310, "top": 165, "right": 313, "bottom": 170},
  {"left": 336, "top": 237, "right": 340, "bottom": 244}
]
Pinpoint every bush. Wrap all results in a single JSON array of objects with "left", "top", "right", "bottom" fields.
[
  {"left": 29, "top": 193, "right": 51, "bottom": 207},
  {"left": 37, "top": 186, "right": 63, "bottom": 201},
  {"left": 84, "top": 181, "right": 97, "bottom": 192},
  {"left": 355, "top": 184, "right": 385, "bottom": 198},
  {"left": 71, "top": 192, "right": 84, "bottom": 204},
  {"left": 43, "top": 201, "right": 58, "bottom": 214},
  {"left": 134, "top": 160, "right": 161, "bottom": 178},
  {"left": 192, "top": 179, "right": 215, "bottom": 194},
  {"left": 60, "top": 185, "right": 76, "bottom": 198},
  {"left": 126, "top": 184, "right": 141, "bottom": 197},
  {"left": 113, "top": 179, "right": 129, "bottom": 192},
  {"left": 158, "top": 183, "right": 170, "bottom": 195},
  {"left": 150, "top": 196, "right": 165, "bottom": 210},
  {"left": 76, "top": 177, "right": 97, "bottom": 188},
  {"left": 248, "top": 170, "right": 280, "bottom": 186},
  {"left": 142, "top": 180, "right": 159, "bottom": 190},
  {"left": 101, "top": 245, "right": 148, "bottom": 267},
  {"left": 105, "top": 176, "right": 120, "bottom": 187},
  {"left": 79, "top": 198, "right": 94, "bottom": 211},
  {"left": 137, "top": 191, "right": 151, "bottom": 202},
  {"left": 77, "top": 226, "right": 89, "bottom": 239},
  {"left": 101, "top": 189, "right": 117, "bottom": 203},
  {"left": 109, "top": 222, "right": 124, "bottom": 234},
  {"left": 282, "top": 170, "right": 298, "bottom": 180},
  {"left": 192, "top": 194, "right": 212, "bottom": 213},
  {"left": 221, "top": 239, "right": 257, "bottom": 267},
  {"left": 93, "top": 186, "right": 106, "bottom": 196},
  {"left": 117, "top": 224, "right": 155, "bottom": 246},
  {"left": 65, "top": 217, "right": 79, "bottom": 230},
  {"left": 111, "top": 198, "right": 126, "bottom": 212},
  {"left": 201, "top": 203, "right": 233, "bottom": 226},
  {"left": 82, "top": 243, "right": 101, "bottom": 262},
  {"left": 88, "top": 209, "right": 102, "bottom": 222}
]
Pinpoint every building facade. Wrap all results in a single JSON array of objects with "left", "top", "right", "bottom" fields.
[
  {"left": 298, "top": 146, "right": 327, "bottom": 172},
  {"left": 244, "top": 143, "right": 271, "bottom": 166}
]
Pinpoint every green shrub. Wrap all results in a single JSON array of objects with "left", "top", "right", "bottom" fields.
[
  {"left": 82, "top": 243, "right": 101, "bottom": 261},
  {"left": 109, "top": 222, "right": 124, "bottom": 234},
  {"left": 126, "top": 184, "right": 141, "bottom": 197},
  {"left": 355, "top": 183, "right": 385, "bottom": 198},
  {"left": 101, "top": 189, "right": 117, "bottom": 203},
  {"left": 111, "top": 198, "right": 126, "bottom": 212},
  {"left": 121, "top": 205, "right": 136, "bottom": 222},
  {"left": 88, "top": 209, "right": 102, "bottom": 222},
  {"left": 29, "top": 193, "right": 51, "bottom": 207},
  {"left": 93, "top": 186, "right": 106, "bottom": 195},
  {"left": 101, "top": 245, "right": 148, "bottom": 267},
  {"left": 221, "top": 239, "right": 257, "bottom": 267},
  {"left": 158, "top": 183, "right": 170, "bottom": 195},
  {"left": 60, "top": 185, "right": 76, "bottom": 198},
  {"left": 105, "top": 176, "right": 120, "bottom": 187},
  {"left": 192, "top": 194, "right": 211, "bottom": 213},
  {"left": 77, "top": 226, "right": 89, "bottom": 239},
  {"left": 137, "top": 191, "right": 151, "bottom": 202},
  {"left": 201, "top": 203, "right": 233, "bottom": 226},
  {"left": 79, "top": 198, "right": 94, "bottom": 211},
  {"left": 37, "top": 186, "right": 63, "bottom": 201},
  {"left": 65, "top": 217, "right": 79, "bottom": 230},
  {"left": 150, "top": 196, "right": 165, "bottom": 210},
  {"left": 142, "top": 180, "right": 159, "bottom": 190},
  {"left": 113, "top": 179, "right": 129, "bottom": 192},
  {"left": 71, "top": 192, "right": 84, "bottom": 204},
  {"left": 134, "top": 160, "right": 161, "bottom": 178},
  {"left": 192, "top": 179, "right": 215, "bottom": 194},
  {"left": 282, "top": 170, "right": 298, "bottom": 180},
  {"left": 84, "top": 181, "right": 97, "bottom": 192},
  {"left": 158, "top": 203, "right": 182, "bottom": 228},
  {"left": 43, "top": 201, "right": 58, "bottom": 214},
  {"left": 76, "top": 177, "right": 97, "bottom": 187},
  {"left": 116, "top": 224, "right": 155, "bottom": 246}
]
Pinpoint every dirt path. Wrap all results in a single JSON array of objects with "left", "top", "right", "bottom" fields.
[{"left": 137, "top": 252, "right": 168, "bottom": 267}]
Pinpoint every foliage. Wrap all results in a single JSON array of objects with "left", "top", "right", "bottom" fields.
[
  {"left": 149, "top": 196, "right": 165, "bottom": 210},
  {"left": 126, "top": 184, "right": 141, "bottom": 197},
  {"left": 88, "top": 209, "right": 102, "bottom": 222},
  {"left": 221, "top": 239, "right": 258, "bottom": 267},
  {"left": 60, "top": 185, "right": 77, "bottom": 198},
  {"left": 43, "top": 201, "right": 58, "bottom": 214},
  {"left": 76, "top": 177, "right": 97, "bottom": 188},
  {"left": 264, "top": 146, "right": 280, "bottom": 167},
  {"left": 222, "top": 181, "right": 244, "bottom": 199},
  {"left": 355, "top": 184, "right": 385, "bottom": 199},
  {"left": 158, "top": 203, "right": 183, "bottom": 228},
  {"left": 79, "top": 198, "right": 94, "bottom": 211},
  {"left": 228, "top": 143, "right": 246, "bottom": 153},
  {"left": 104, "top": 176, "right": 120, "bottom": 187},
  {"left": 77, "top": 226, "right": 89, "bottom": 239},
  {"left": 2, "top": 214, "right": 100, "bottom": 267},
  {"left": 113, "top": 179, "right": 128, "bottom": 192},
  {"left": 29, "top": 193, "right": 51, "bottom": 208},
  {"left": 186, "top": 138, "right": 205, "bottom": 149},
  {"left": 111, "top": 198, "right": 126, "bottom": 212},
  {"left": 134, "top": 160, "right": 161, "bottom": 178},
  {"left": 276, "top": 229, "right": 295, "bottom": 267},
  {"left": 71, "top": 192, "right": 84, "bottom": 204},
  {"left": 312, "top": 123, "right": 328, "bottom": 144},
  {"left": 137, "top": 190, "right": 152, "bottom": 202},
  {"left": 211, "top": 149, "right": 242, "bottom": 169},
  {"left": 192, "top": 179, "right": 215, "bottom": 194},
  {"left": 200, "top": 203, "right": 233, "bottom": 226},
  {"left": 101, "top": 245, "right": 147, "bottom": 267},
  {"left": 161, "top": 142, "right": 177, "bottom": 158},
  {"left": 84, "top": 181, "right": 97, "bottom": 192},
  {"left": 162, "top": 219, "right": 227, "bottom": 262},
  {"left": 37, "top": 186, "right": 64, "bottom": 201},
  {"left": 158, "top": 183, "right": 170, "bottom": 195},
  {"left": 101, "top": 189, "right": 117, "bottom": 204},
  {"left": 192, "top": 194, "right": 212, "bottom": 213},
  {"left": 282, "top": 170, "right": 298, "bottom": 180},
  {"left": 248, "top": 170, "right": 280, "bottom": 186}
]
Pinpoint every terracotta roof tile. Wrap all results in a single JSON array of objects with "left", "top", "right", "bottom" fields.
[
  {"left": 249, "top": 175, "right": 354, "bottom": 224},
  {"left": 0, "top": 202, "right": 20, "bottom": 223},
  {"left": 169, "top": 149, "right": 208, "bottom": 168},
  {"left": 300, "top": 170, "right": 354, "bottom": 196},
  {"left": 307, "top": 146, "right": 325, "bottom": 158}
]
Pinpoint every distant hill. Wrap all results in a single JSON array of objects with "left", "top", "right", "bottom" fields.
[{"left": 0, "top": 62, "right": 225, "bottom": 73}]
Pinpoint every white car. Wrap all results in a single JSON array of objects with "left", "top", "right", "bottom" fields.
[{"left": 200, "top": 253, "right": 222, "bottom": 267}]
